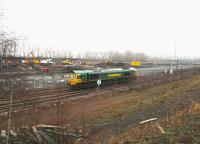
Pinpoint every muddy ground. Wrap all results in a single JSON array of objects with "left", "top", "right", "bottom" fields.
[{"left": 0, "top": 70, "right": 200, "bottom": 143}]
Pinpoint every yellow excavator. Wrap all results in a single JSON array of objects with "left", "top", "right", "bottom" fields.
[
  {"left": 62, "top": 59, "right": 72, "bottom": 65},
  {"left": 22, "top": 51, "right": 41, "bottom": 64},
  {"left": 31, "top": 52, "right": 41, "bottom": 64},
  {"left": 130, "top": 61, "right": 141, "bottom": 67}
]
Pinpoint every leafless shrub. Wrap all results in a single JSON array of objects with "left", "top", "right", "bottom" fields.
[{"left": 0, "top": 32, "right": 18, "bottom": 57}]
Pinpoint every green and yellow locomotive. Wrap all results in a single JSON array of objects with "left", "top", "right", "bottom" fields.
[{"left": 68, "top": 68, "right": 137, "bottom": 89}]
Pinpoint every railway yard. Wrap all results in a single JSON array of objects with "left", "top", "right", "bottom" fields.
[
  {"left": 2, "top": 0, "right": 200, "bottom": 143},
  {"left": 0, "top": 63, "right": 200, "bottom": 143}
]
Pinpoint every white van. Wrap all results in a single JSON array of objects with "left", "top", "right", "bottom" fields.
[{"left": 40, "top": 59, "right": 54, "bottom": 65}]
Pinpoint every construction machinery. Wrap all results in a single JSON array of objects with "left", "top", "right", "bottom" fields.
[
  {"left": 131, "top": 61, "right": 141, "bottom": 67},
  {"left": 62, "top": 59, "right": 72, "bottom": 65},
  {"left": 31, "top": 52, "right": 41, "bottom": 64},
  {"left": 22, "top": 51, "right": 41, "bottom": 64}
]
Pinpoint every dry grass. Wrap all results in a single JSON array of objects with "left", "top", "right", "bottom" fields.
[
  {"left": 85, "top": 75, "right": 200, "bottom": 125},
  {"left": 107, "top": 102, "right": 200, "bottom": 144}
]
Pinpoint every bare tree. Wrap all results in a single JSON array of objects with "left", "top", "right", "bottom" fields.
[
  {"left": 76, "top": 53, "right": 82, "bottom": 64},
  {"left": 133, "top": 53, "right": 148, "bottom": 62},
  {"left": 104, "top": 50, "right": 149, "bottom": 63},
  {"left": 35, "top": 47, "right": 41, "bottom": 58},
  {"left": 99, "top": 52, "right": 107, "bottom": 62},
  {"left": 82, "top": 51, "right": 92, "bottom": 64},
  {"left": 0, "top": 32, "right": 17, "bottom": 56},
  {"left": 124, "top": 50, "right": 134, "bottom": 62},
  {"left": 47, "top": 48, "right": 53, "bottom": 58},
  {"left": 0, "top": 31, "right": 18, "bottom": 83},
  {"left": 67, "top": 50, "right": 73, "bottom": 59}
]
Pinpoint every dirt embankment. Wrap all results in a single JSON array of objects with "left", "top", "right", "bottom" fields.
[
  {"left": 85, "top": 75, "right": 200, "bottom": 143},
  {"left": 107, "top": 102, "right": 200, "bottom": 144}
]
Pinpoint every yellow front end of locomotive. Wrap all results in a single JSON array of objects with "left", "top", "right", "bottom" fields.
[{"left": 68, "top": 74, "right": 82, "bottom": 86}]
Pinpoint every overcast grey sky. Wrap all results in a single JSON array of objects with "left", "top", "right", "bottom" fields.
[{"left": 4, "top": 0, "right": 200, "bottom": 57}]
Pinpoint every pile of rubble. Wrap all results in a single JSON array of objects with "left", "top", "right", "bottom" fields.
[{"left": 0, "top": 124, "right": 82, "bottom": 144}]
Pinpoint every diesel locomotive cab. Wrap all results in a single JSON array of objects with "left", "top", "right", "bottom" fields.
[
  {"left": 68, "top": 73, "right": 81, "bottom": 87},
  {"left": 68, "top": 70, "right": 92, "bottom": 88}
]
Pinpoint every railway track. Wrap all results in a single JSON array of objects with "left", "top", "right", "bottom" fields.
[
  {"left": 0, "top": 87, "right": 69, "bottom": 103},
  {"left": 0, "top": 89, "right": 96, "bottom": 113},
  {"left": 0, "top": 68, "right": 199, "bottom": 115}
]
